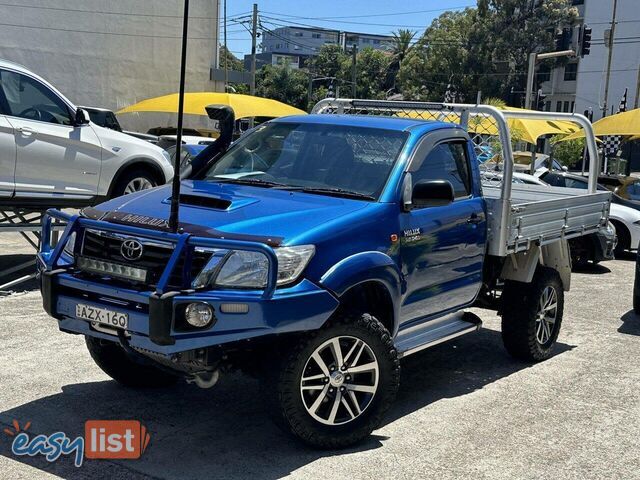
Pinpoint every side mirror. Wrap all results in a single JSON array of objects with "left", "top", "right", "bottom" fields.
[
  {"left": 410, "top": 180, "right": 455, "bottom": 209},
  {"left": 75, "top": 108, "right": 90, "bottom": 126}
]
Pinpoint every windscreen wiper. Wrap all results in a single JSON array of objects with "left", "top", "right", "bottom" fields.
[
  {"left": 213, "top": 178, "right": 290, "bottom": 188},
  {"left": 278, "top": 186, "right": 375, "bottom": 201}
]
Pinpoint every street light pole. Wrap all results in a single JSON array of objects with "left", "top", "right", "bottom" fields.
[
  {"left": 223, "top": 0, "right": 227, "bottom": 89},
  {"left": 524, "top": 50, "right": 575, "bottom": 110},
  {"left": 602, "top": 0, "right": 618, "bottom": 117},
  {"left": 524, "top": 53, "right": 537, "bottom": 110}
]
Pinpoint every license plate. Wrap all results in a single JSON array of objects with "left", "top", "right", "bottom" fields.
[{"left": 75, "top": 304, "right": 129, "bottom": 329}]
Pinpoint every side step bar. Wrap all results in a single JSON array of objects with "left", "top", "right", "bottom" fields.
[{"left": 396, "top": 311, "right": 482, "bottom": 358}]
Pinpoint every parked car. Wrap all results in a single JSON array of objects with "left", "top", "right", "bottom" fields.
[
  {"left": 38, "top": 102, "right": 609, "bottom": 448},
  {"left": 482, "top": 170, "right": 616, "bottom": 267},
  {"left": 165, "top": 143, "right": 207, "bottom": 175},
  {"left": 79, "top": 106, "right": 160, "bottom": 144},
  {"left": 512, "top": 151, "right": 567, "bottom": 173},
  {"left": 157, "top": 135, "right": 215, "bottom": 150},
  {"left": 0, "top": 59, "right": 172, "bottom": 206},
  {"left": 634, "top": 249, "right": 640, "bottom": 314},
  {"left": 597, "top": 174, "right": 640, "bottom": 203},
  {"left": 537, "top": 169, "right": 640, "bottom": 254}
]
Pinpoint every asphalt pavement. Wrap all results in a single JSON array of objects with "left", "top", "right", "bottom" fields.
[{"left": 1, "top": 233, "right": 639, "bottom": 480}]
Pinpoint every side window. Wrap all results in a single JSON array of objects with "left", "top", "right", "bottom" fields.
[
  {"left": 0, "top": 70, "right": 72, "bottom": 125},
  {"left": 564, "top": 178, "right": 588, "bottom": 189},
  {"left": 543, "top": 173, "right": 566, "bottom": 187},
  {"left": 412, "top": 141, "right": 471, "bottom": 199}
]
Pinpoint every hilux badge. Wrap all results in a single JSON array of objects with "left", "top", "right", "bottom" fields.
[{"left": 120, "top": 239, "right": 143, "bottom": 261}]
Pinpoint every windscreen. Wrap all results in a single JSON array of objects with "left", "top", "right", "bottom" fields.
[{"left": 204, "top": 122, "right": 408, "bottom": 199}]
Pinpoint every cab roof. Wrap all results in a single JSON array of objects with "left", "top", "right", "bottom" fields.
[{"left": 271, "top": 114, "right": 459, "bottom": 133}]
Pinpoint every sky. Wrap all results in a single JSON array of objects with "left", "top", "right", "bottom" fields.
[{"left": 222, "top": 0, "right": 478, "bottom": 57}]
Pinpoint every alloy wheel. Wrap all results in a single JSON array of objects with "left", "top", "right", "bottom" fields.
[
  {"left": 300, "top": 335, "right": 379, "bottom": 426},
  {"left": 124, "top": 177, "right": 154, "bottom": 194},
  {"left": 536, "top": 286, "right": 558, "bottom": 345}
]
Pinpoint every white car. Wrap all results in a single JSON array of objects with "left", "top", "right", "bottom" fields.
[
  {"left": 0, "top": 59, "right": 173, "bottom": 207},
  {"left": 537, "top": 169, "right": 640, "bottom": 253}
]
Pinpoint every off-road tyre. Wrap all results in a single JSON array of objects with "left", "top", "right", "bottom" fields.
[
  {"left": 501, "top": 266, "right": 564, "bottom": 362},
  {"left": 263, "top": 313, "right": 400, "bottom": 449},
  {"left": 85, "top": 336, "right": 179, "bottom": 388}
]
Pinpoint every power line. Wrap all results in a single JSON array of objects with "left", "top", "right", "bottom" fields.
[
  {"left": 260, "top": 14, "right": 428, "bottom": 29},
  {"left": 259, "top": 6, "right": 470, "bottom": 26}
]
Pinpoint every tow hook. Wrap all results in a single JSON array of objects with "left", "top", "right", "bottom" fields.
[{"left": 187, "top": 370, "right": 220, "bottom": 389}]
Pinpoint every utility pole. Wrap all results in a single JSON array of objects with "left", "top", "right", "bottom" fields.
[
  {"left": 223, "top": 0, "right": 227, "bottom": 90},
  {"left": 250, "top": 3, "right": 258, "bottom": 96},
  {"left": 602, "top": 0, "right": 618, "bottom": 117},
  {"left": 351, "top": 44, "right": 357, "bottom": 98}
]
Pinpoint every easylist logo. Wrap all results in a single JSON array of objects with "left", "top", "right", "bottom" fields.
[{"left": 85, "top": 420, "right": 151, "bottom": 460}]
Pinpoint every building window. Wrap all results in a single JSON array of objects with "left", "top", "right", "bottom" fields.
[
  {"left": 572, "top": 0, "right": 584, "bottom": 5},
  {"left": 544, "top": 101, "right": 551, "bottom": 112},
  {"left": 294, "top": 32, "right": 303, "bottom": 37},
  {"left": 556, "top": 101, "right": 562, "bottom": 112},
  {"left": 362, "top": 38, "right": 370, "bottom": 44},
  {"left": 312, "top": 33, "right": 321, "bottom": 39},
  {"left": 563, "top": 101, "right": 570, "bottom": 112},
  {"left": 537, "top": 64, "right": 551, "bottom": 83},
  {"left": 570, "top": 101, "right": 575, "bottom": 112},
  {"left": 564, "top": 63, "right": 578, "bottom": 81},
  {"left": 373, "top": 39, "right": 380, "bottom": 44}
]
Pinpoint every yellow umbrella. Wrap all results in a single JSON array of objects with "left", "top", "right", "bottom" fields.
[
  {"left": 396, "top": 106, "right": 579, "bottom": 144},
  {"left": 117, "top": 92, "right": 306, "bottom": 119},
  {"left": 560, "top": 108, "right": 640, "bottom": 142}
]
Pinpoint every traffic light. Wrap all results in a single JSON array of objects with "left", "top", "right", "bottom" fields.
[
  {"left": 580, "top": 25, "right": 592, "bottom": 57},
  {"left": 555, "top": 27, "right": 571, "bottom": 51}
]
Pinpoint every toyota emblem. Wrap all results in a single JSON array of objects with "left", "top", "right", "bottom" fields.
[{"left": 120, "top": 239, "right": 144, "bottom": 261}]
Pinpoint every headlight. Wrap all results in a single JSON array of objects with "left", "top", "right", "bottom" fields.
[
  {"left": 192, "top": 245, "right": 315, "bottom": 289},
  {"left": 62, "top": 232, "right": 77, "bottom": 259}
]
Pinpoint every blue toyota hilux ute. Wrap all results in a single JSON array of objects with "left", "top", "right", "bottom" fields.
[{"left": 38, "top": 103, "right": 609, "bottom": 448}]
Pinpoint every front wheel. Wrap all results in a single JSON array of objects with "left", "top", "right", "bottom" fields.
[
  {"left": 264, "top": 314, "right": 400, "bottom": 448},
  {"left": 501, "top": 266, "right": 564, "bottom": 362},
  {"left": 110, "top": 169, "right": 157, "bottom": 198}
]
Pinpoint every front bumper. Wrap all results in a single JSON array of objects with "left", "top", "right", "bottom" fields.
[
  {"left": 40, "top": 270, "right": 338, "bottom": 355},
  {"left": 38, "top": 210, "right": 339, "bottom": 355}
]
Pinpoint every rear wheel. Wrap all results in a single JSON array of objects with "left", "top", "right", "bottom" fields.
[
  {"left": 85, "top": 336, "right": 178, "bottom": 388},
  {"left": 501, "top": 266, "right": 564, "bottom": 362},
  {"left": 264, "top": 313, "right": 400, "bottom": 448}
]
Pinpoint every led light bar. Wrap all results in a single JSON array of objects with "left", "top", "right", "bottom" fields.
[{"left": 77, "top": 256, "right": 148, "bottom": 283}]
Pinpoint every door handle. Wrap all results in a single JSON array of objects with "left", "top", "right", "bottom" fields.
[
  {"left": 17, "top": 127, "right": 35, "bottom": 136},
  {"left": 467, "top": 213, "right": 483, "bottom": 225}
]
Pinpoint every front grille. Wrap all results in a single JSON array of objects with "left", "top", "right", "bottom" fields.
[{"left": 80, "top": 230, "right": 213, "bottom": 288}]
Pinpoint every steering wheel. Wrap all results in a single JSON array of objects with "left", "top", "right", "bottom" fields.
[{"left": 18, "top": 107, "right": 42, "bottom": 121}]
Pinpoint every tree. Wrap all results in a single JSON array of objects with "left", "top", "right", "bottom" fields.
[
  {"left": 551, "top": 135, "right": 585, "bottom": 168},
  {"left": 219, "top": 46, "right": 244, "bottom": 72},
  {"left": 387, "top": 29, "right": 416, "bottom": 91},
  {"left": 397, "top": 1, "right": 578, "bottom": 103},
  {"left": 255, "top": 64, "right": 308, "bottom": 110},
  {"left": 345, "top": 47, "right": 392, "bottom": 99},
  {"left": 308, "top": 44, "right": 349, "bottom": 79}
]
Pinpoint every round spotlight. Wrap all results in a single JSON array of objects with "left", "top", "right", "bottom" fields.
[{"left": 185, "top": 303, "right": 214, "bottom": 328}]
